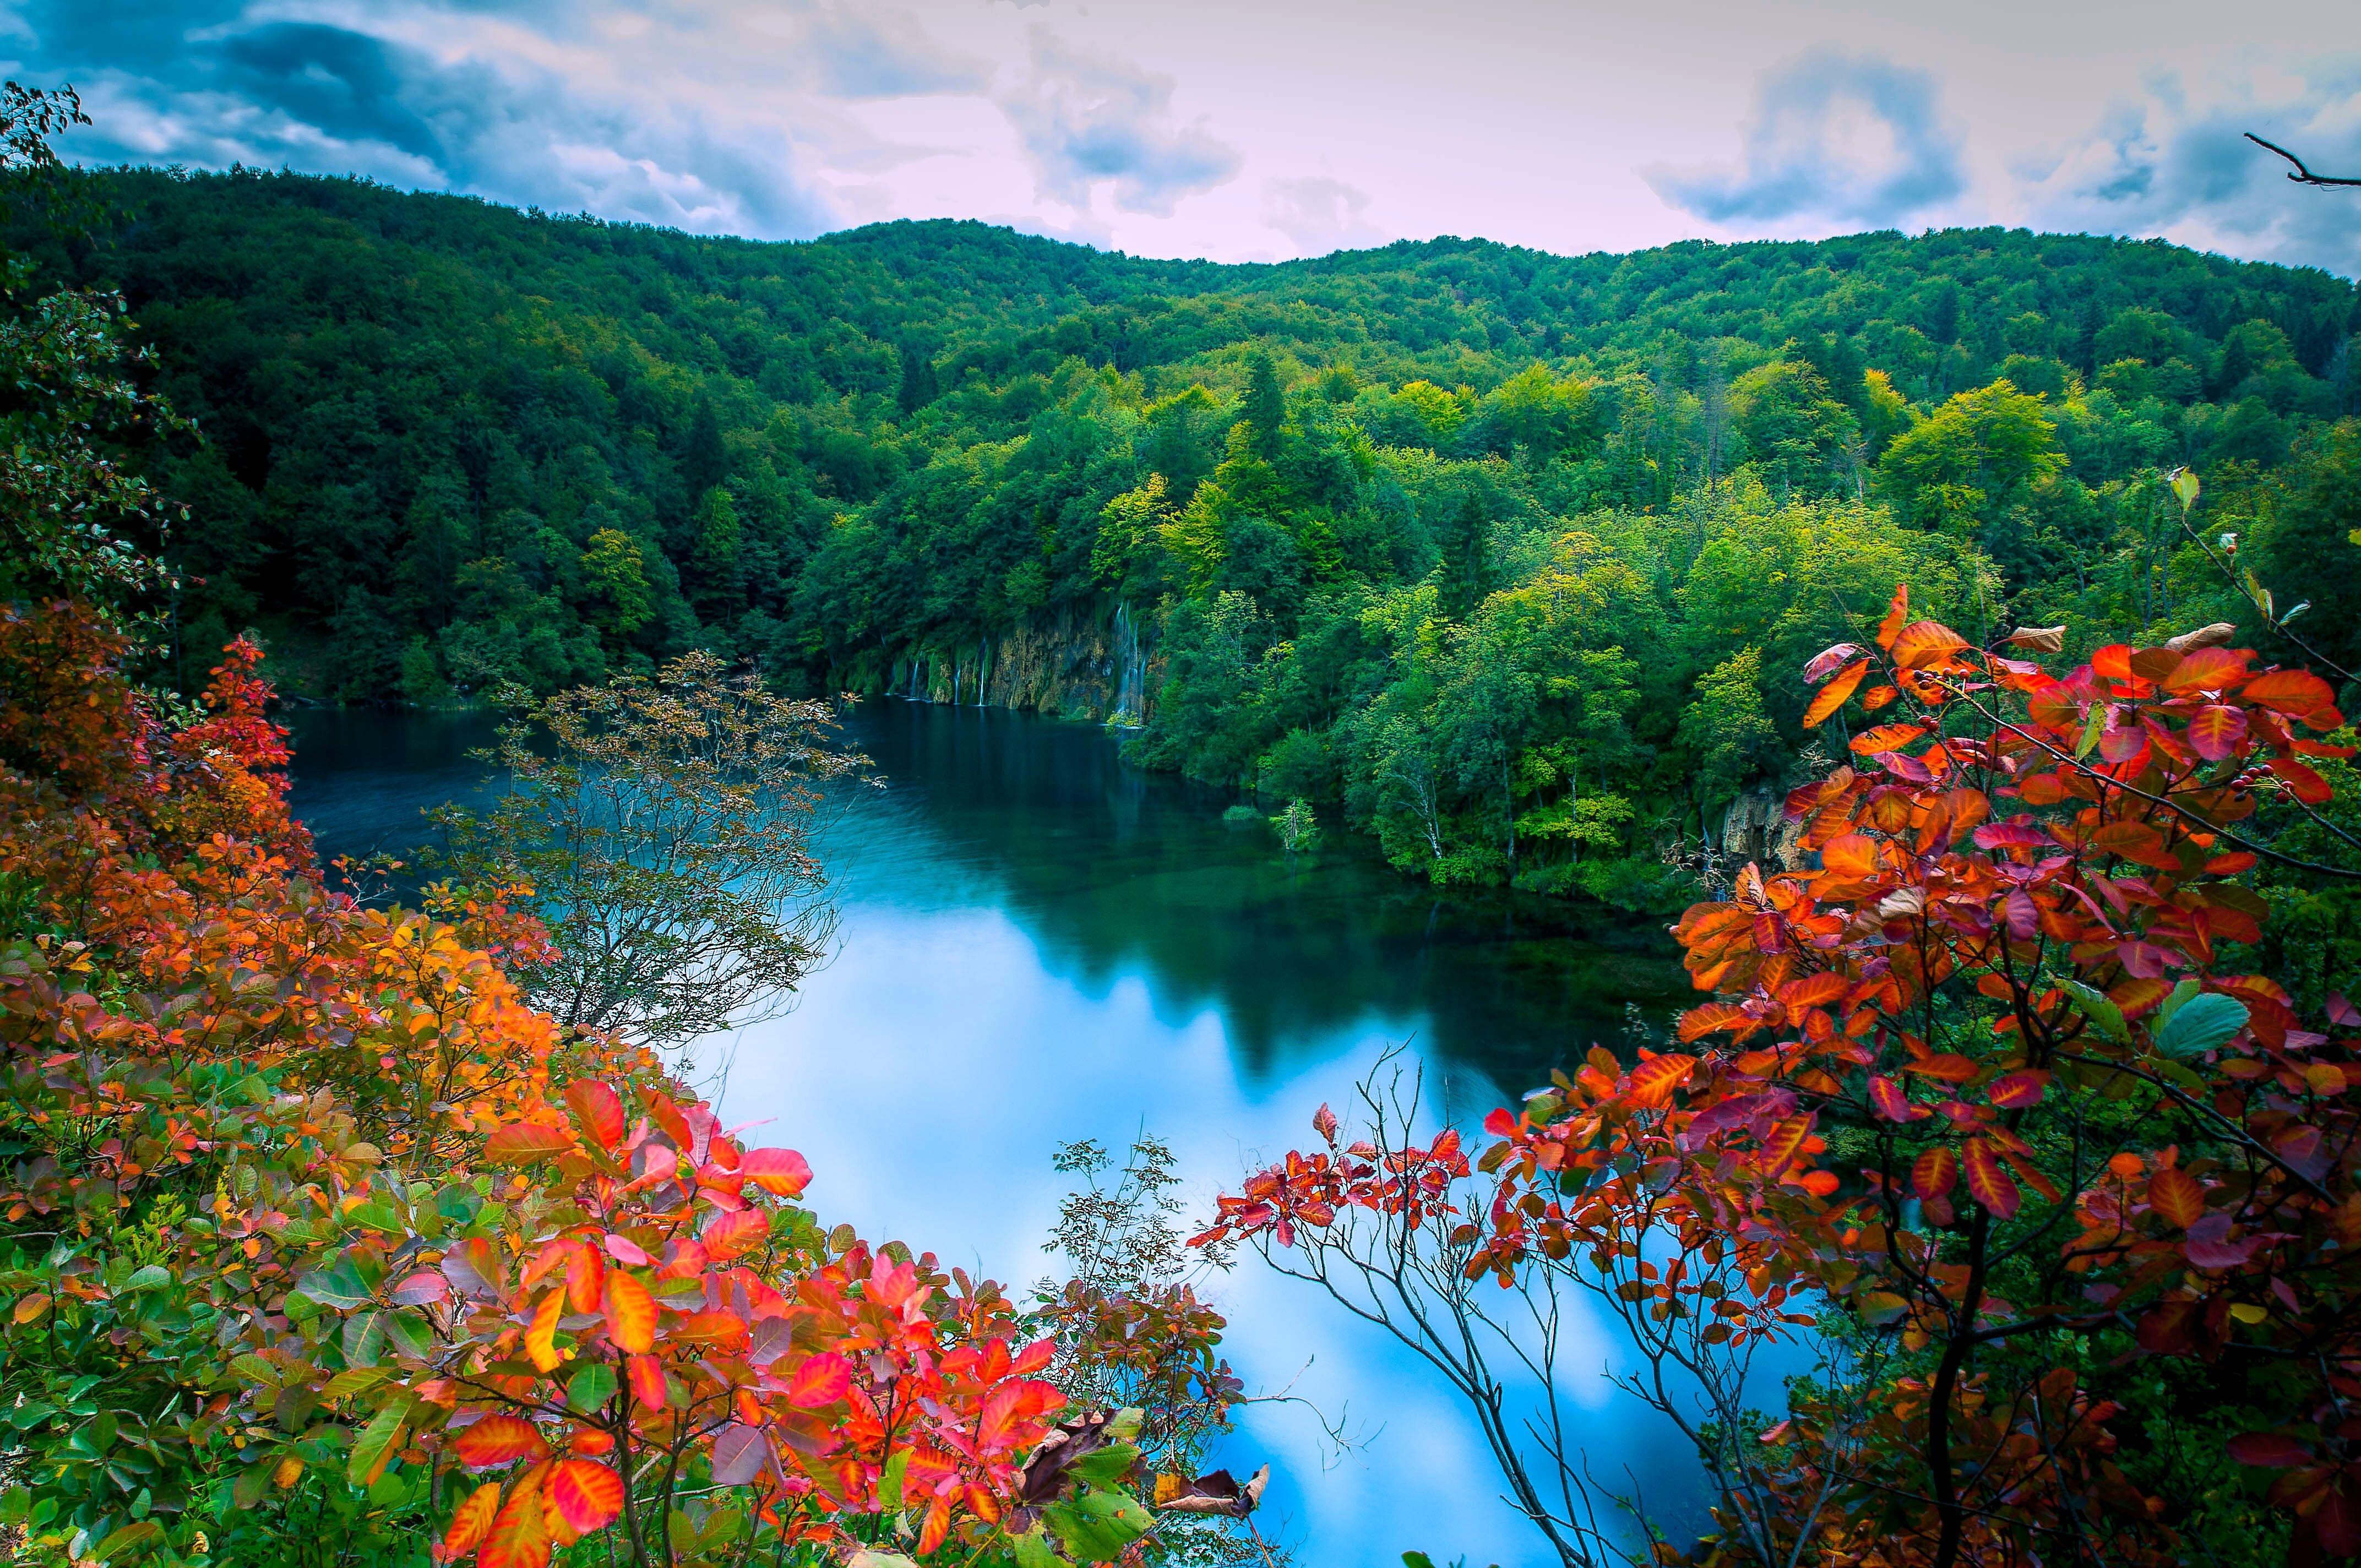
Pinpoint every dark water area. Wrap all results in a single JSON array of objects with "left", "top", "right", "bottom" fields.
[{"left": 286, "top": 699, "right": 1713, "bottom": 1568}]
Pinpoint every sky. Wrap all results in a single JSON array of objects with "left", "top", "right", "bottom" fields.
[{"left": 7, "top": 0, "right": 2359, "bottom": 274}]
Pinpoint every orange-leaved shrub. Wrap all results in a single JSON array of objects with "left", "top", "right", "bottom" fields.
[
  {"left": 0, "top": 599, "right": 1156, "bottom": 1568},
  {"left": 1199, "top": 587, "right": 2361, "bottom": 1567}
]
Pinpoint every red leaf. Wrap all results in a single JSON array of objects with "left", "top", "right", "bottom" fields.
[
  {"left": 453, "top": 1415, "right": 551, "bottom": 1472},
  {"left": 2268, "top": 756, "right": 2333, "bottom": 804},
  {"left": 2164, "top": 647, "right": 2250, "bottom": 694},
  {"left": 2147, "top": 1166, "right": 2204, "bottom": 1229},
  {"left": 1803, "top": 643, "right": 1864, "bottom": 683},
  {"left": 1962, "top": 1139, "right": 2021, "bottom": 1219},
  {"left": 785, "top": 1352, "right": 851, "bottom": 1409},
  {"left": 2184, "top": 704, "right": 2247, "bottom": 761},
  {"left": 1867, "top": 1076, "right": 1929, "bottom": 1123},
  {"left": 626, "top": 1354, "right": 670, "bottom": 1411},
  {"left": 484, "top": 1121, "right": 574, "bottom": 1166},
  {"left": 1911, "top": 1147, "right": 1957, "bottom": 1201},
  {"left": 546, "top": 1460, "right": 624, "bottom": 1535},
  {"left": 563, "top": 1081, "right": 625, "bottom": 1153},
  {"left": 1312, "top": 1103, "right": 1339, "bottom": 1141},
  {"left": 977, "top": 1376, "right": 1063, "bottom": 1450},
  {"left": 1985, "top": 1070, "right": 2048, "bottom": 1109},
  {"left": 2183, "top": 1212, "right": 2255, "bottom": 1270},
  {"left": 738, "top": 1146, "right": 811, "bottom": 1197},
  {"left": 2227, "top": 1431, "right": 2315, "bottom": 1469}
]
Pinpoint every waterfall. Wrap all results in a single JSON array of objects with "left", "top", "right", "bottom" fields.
[
  {"left": 1112, "top": 602, "right": 1146, "bottom": 725},
  {"left": 953, "top": 661, "right": 962, "bottom": 705},
  {"left": 976, "top": 637, "right": 988, "bottom": 705}
]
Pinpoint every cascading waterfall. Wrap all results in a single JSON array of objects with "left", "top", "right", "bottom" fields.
[
  {"left": 1111, "top": 602, "right": 1146, "bottom": 725},
  {"left": 976, "top": 638, "right": 989, "bottom": 705}
]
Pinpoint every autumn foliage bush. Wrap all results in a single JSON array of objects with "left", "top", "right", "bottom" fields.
[
  {"left": 1201, "top": 585, "right": 2361, "bottom": 1566},
  {"left": 0, "top": 599, "right": 1160, "bottom": 1568}
]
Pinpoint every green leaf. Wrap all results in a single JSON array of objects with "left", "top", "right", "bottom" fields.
[
  {"left": 1069, "top": 1442, "right": 1141, "bottom": 1487},
  {"left": 1403, "top": 1555, "right": 1438, "bottom": 1568},
  {"left": 567, "top": 1362, "right": 618, "bottom": 1417},
  {"left": 2075, "top": 705, "right": 2106, "bottom": 760},
  {"left": 2170, "top": 467, "right": 2200, "bottom": 513},
  {"left": 292, "top": 1261, "right": 372, "bottom": 1311},
  {"left": 346, "top": 1396, "right": 409, "bottom": 1488},
  {"left": 877, "top": 1445, "right": 910, "bottom": 1514},
  {"left": 1013, "top": 1527, "right": 1071, "bottom": 1568},
  {"left": 322, "top": 1367, "right": 390, "bottom": 1403},
  {"left": 2057, "top": 978, "right": 2126, "bottom": 1042},
  {"left": 2153, "top": 992, "right": 2249, "bottom": 1059},
  {"left": 91, "top": 1520, "right": 164, "bottom": 1562},
  {"left": 118, "top": 1266, "right": 171, "bottom": 1295},
  {"left": 1047, "top": 1488, "right": 1154, "bottom": 1564}
]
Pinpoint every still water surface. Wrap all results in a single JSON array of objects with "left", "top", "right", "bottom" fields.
[{"left": 288, "top": 699, "right": 1705, "bottom": 1568}]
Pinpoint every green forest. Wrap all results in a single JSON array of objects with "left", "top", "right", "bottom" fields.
[{"left": 41, "top": 166, "right": 2361, "bottom": 906}]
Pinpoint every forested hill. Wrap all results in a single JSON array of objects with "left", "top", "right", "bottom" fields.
[{"left": 47, "top": 165, "right": 2361, "bottom": 907}]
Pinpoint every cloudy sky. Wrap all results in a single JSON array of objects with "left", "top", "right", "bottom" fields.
[{"left": 8, "top": 0, "right": 2359, "bottom": 273}]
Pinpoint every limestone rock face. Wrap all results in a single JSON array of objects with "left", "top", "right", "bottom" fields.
[{"left": 869, "top": 600, "right": 1155, "bottom": 725}]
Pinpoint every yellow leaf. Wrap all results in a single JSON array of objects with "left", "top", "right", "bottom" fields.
[{"left": 526, "top": 1287, "right": 564, "bottom": 1373}]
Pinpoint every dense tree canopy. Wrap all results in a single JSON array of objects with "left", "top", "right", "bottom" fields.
[{"left": 34, "top": 166, "right": 2361, "bottom": 908}]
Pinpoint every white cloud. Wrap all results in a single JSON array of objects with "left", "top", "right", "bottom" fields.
[{"left": 998, "top": 25, "right": 1241, "bottom": 217}]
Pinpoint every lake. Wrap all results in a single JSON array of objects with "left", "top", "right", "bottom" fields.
[{"left": 287, "top": 698, "right": 1709, "bottom": 1568}]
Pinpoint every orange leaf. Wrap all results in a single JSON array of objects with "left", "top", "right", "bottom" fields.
[
  {"left": 453, "top": 1415, "right": 551, "bottom": 1472},
  {"left": 2243, "top": 668, "right": 2335, "bottom": 716},
  {"left": 485, "top": 1121, "right": 574, "bottom": 1166},
  {"left": 1875, "top": 583, "right": 1909, "bottom": 651},
  {"left": 602, "top": 1271, "right": 656, "bottom": 1356},
  {"left": 563, "top": 1081, "right": 625, "bottom": 1153},
  {"left": 564, "top": 1243, "right": 604, "bottom": 1316},
  {"left": 524, "top": 1288, "right": 565, "bottom": 1373},
  {"left": 672, "top": 1310, "right": 749, "bottom": 1351},
  {"left": 1848, "top": 723, "right": 1927, "bottom": 756},
  {"left": 480, "top": 1475, "right": 553, "bottom": 1568},
  {"left": 1803, "top": 660, "right": 1868, "bottom": 728},
  {"left": 1758, "top": 1116, "right": 1814, "bottom": 1175},
  {"left": 2164, "top": 647, "right": 2249, "bottom": 694},
  {"left": 439, "top": 1482, "right": 502, "bottom": 1559},
  {"left": 1623, "top": 1053, "right": 1698, "bottom": 1108},
  {"left": 2148, "top": 1166, "right": 2205, "bottom": 1229},
  {"left": 546, "top": 1460, "right": 625, "bottom": 1536},
  {"left": 1820, "top": 832, "right": 1881, "bottom": 882},
  {"left": 1890, "top": 620, "right": 1969, "bottom": 671},
  {"left": 1678, "top": 1003, "right": 1749, "bottom": 1043},
  {"left": 1962, "top": 1140, "right": 2020, "bottom": 1219},
  {"left": 1902, "top": 1053, "right": 1980, "bottom": 1084},
  {"left": 701, "top": 1208, "right": 770, "bottom": 1261}
]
